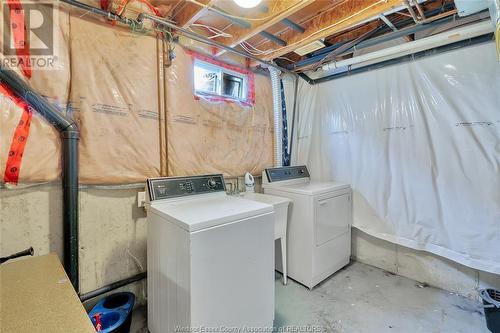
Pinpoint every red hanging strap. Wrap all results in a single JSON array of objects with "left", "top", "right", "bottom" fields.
[
  {"left": 6, "top": 0, "right": 32, "bottom": 78},
  {"left": 1, "top": 84, "right": 33, "bottom": 184}
]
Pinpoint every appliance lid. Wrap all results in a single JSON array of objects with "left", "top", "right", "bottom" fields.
[
  {"left": 267, "top": 181, "right": 350, "bottom": 195},
  {"left": 241, "top": 192, "right": 292, "bottom": 207},
  {"left": 149, "top": 195, "right": 273, "bottom": 232}
]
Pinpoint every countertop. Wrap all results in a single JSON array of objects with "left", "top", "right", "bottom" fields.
[{"left": 0, "top": 253, "right": 95, "bottom": 333}]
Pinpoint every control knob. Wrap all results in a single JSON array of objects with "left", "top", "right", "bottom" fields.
[{"left": 207, "top": 178, "right": 217, "bottom": 189}]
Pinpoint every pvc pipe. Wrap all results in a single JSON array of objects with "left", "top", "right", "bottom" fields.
[
  {"left": 320, "top": 20, "right": 494, "bottom": 73},
  {"left": 269, "top": 67, "right": 283, "bottom": 167}
]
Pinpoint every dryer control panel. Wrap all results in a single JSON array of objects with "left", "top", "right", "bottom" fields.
[
  {"left": 147, "top": 174, "right": 226, "bottom": 201},
  {"left": 265, "top": 165, "right": 310, "bottom": 182}
]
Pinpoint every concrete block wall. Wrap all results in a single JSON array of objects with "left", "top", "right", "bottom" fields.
[{"left": 352, "top": 228, "right": 500, "bottom": 300}]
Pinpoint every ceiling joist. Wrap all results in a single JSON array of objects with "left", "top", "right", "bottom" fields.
[
  {"left": 215, "top": 0, "right": 315, "bottom": 55},
  {"left": 175, "top": 0, "right": 218, "bottom": 28},
  {"left": 259, "top": 0, "right": 402, "bottom": 61}
]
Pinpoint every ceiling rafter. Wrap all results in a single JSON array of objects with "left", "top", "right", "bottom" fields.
[
  {"left": 175, "top": 0, "right": 218, "bottom": 28},
  {"left": 258, "top": 0, "right": 402, "bottom": 61},
  {"left": 248, "top": 0, "right": 349, "bottom": 50},
  {"left": 215, "top": 0, "right": 316, "bottom": 56}
]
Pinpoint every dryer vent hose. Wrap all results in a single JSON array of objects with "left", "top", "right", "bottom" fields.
[{"left": 269, "top": 67, "right": 283, "bottom": 167}]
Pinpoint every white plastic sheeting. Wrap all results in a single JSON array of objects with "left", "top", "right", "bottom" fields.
[{"left": 285, "top": 42, "right": 500, "bottom": 274}]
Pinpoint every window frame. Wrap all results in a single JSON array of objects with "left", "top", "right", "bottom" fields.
[{"left": 193, "top": 59, "right": 249, "bottom": 102}]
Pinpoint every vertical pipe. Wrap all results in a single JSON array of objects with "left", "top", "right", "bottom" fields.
[
  {"left": 269, "top": 67, "right": 283, "bottom": 167},
  {"left": 288, "top": 76, "right": 299, "bottom": 164},
  {"left": 62, "top": 130, "right": 79, "bottom": 291},
  {"left": 0, "top": 65, "right": 80, "bottom": 292}
]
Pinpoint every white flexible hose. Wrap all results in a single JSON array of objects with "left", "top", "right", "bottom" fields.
[{"left": 269, "top": 67, "right": 283, "bottom": 167}]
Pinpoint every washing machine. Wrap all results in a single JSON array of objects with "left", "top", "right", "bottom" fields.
[
  {"left": 146, "top": 174, "right": 275, "bottom": 333},
  {"left": 262, "top": 165, "right": 352, "bottom": 289}
]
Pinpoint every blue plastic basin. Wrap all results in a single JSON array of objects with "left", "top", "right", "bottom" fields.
[{"left": 88, "top": 292, "right": 135, "bottom": 333}]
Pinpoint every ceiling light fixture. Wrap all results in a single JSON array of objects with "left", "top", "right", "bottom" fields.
[{"left": 233, "top": 0, "right": 262, "bottom": 9}]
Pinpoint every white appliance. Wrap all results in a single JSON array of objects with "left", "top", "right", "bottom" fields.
[
  {"left": 262, "top": 166, "right": 352, "bottom": 289},
  {"left": 146, "top": 174, "right": 275, "bottom": 333},
  {"left": 241, "top": 192, "right": 291, "bottom": 285}
]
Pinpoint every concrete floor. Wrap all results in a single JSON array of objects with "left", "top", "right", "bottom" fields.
[{"left": 131, "top": 261, "right": 489, "bottom": 333}]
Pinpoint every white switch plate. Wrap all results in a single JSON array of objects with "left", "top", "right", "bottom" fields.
[{"left": 137, "top": 191, "right": 146, "bottom": 208}]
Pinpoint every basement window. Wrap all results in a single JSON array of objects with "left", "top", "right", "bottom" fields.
[{"left": 193, "top": 60, "right": 248, "bottom": 102}]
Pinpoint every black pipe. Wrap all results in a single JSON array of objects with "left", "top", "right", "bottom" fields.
[
  {"left": 0, "top": 247, "right": 34, "bottom": 264},
  {"left": 0, "top": 65, "right": 80, "bottom": 292},
  {"left": 79, "top": 272, "right": 147, "bottom": 302}
]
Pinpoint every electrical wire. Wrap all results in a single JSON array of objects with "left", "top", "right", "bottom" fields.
[
  {"left": 240, "top": 41, "right": 273, "bottom": 56},
  {"left": 251, "top": 0, "right": 349, "bottom": 49},
  {"left": 277, "top": 56, "right": 296, "bottom": 63},
  {"left": 115, "top": 0, "right": 160, "bottom": 16},
  {"left": 186, "top": 0, "right": 290, "bottom": 22},
  {"left": 190, "top": 23, "right": 233, "bottom": 39},
  {"left": 242, "top": 41, "right": 270, "bottom": 54},
  {"left": 262, "top": 0, "right": 389, "bottom": 65},
  {"left": 241, "top": 0, "right": 388, "bottom": 62},
  {"left": 240, "top": 44, "right": 264, "bottom": 55},
  {"left": 106, "top": 0, "right": 388, "bottom": 64}
]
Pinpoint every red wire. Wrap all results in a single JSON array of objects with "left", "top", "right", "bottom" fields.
[{"left": 116, "top": 0, "right": 161, "bottom": 17}]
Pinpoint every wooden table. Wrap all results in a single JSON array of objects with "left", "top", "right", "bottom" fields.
[{"left": 0, "top": 254, "right": 95, "bottom": 333}]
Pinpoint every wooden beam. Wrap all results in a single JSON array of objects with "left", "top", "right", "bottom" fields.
[
  {"left": 216, "top": 0, "right": 315, "bottom": 55},
  {"left": 175, "top": 0, "right": 218, "bottom": 28},
  {"left": 260, "top": 0, "right": 402, "bottom": 61},
  {"left": 325, "top": 20, "right": 382, "bottom": 45}
]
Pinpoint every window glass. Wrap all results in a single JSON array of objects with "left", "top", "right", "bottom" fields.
[
  {"left": 194, "top": 64, "right": 219, "bottom": 94},
  {"left": 222, "top": 73, "right": 243, "bottom": 99},
  {"left": 193, "top": 60, "right": 247, "bottom": 102}
]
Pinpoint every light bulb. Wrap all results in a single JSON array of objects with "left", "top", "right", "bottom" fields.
[{"left": 233, "top": 0, "right": 262, "bottom": 9}]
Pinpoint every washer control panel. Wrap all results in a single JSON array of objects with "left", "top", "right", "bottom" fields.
[
  {"left": 265, "top": 165, "right": 310, "bottom": 182},
  {"left": 147, "top": 174, "right": 226, "bottom": 201}
]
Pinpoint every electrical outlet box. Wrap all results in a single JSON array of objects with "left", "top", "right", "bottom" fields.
[{"left": 138, "top": 191, "right": 146, "bottom": 208}]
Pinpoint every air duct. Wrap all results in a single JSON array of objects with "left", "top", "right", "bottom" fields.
[{"left": 268, "top": 67, "right": 283, "bottom": 167}]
